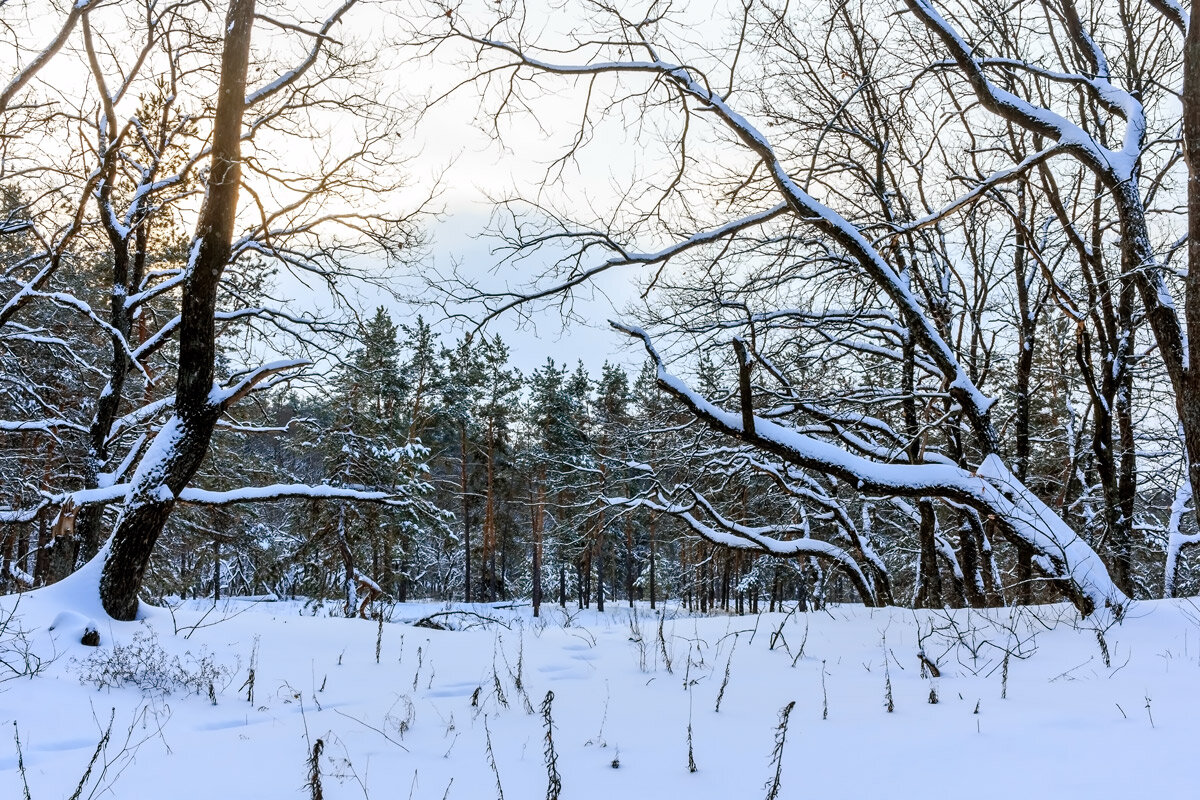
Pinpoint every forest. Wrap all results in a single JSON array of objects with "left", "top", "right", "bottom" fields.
[{"left": 1, "top": 0, "right": 1198, "bottom": 621}]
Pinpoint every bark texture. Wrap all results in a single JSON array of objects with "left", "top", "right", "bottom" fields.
[
  {"left": 1184, "top": 3, "right": 1200, "bottom": 533},
  {"left": 99, "top": 0, "right": 256, "bottom": 621}
]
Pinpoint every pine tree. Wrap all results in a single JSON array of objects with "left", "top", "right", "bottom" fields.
[
  {"left": 524, "top": 358, "right": 574, "bottom": 616},
  {"left": 443, "top": 337, "right": 482, "bottom": 601},
  {"left": 587, "top": 362, "right": 630, "bottom": 611},
  {"left": 309, "top": 308, "right": 441, "bottom": 615},
  {"left": 476, "top": 334, "right": 522, "bottom": 601},
  {"left": 400, "top": 315, "right": 442, "bottom": 444}
]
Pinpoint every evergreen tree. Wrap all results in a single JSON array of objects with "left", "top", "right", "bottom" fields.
[
  {"left": 475, "top": 334, "right": 522, "bottom": 600},
  {"left": 442, "top": 337, "right": 483, "bottom": 601},
  {"left": 310, "top": 308, "right": 441, "bottom": 615},
  {"left": 400, "top": 315, "right": 442, "bottom": 443},
  {"left": 524, "top": 358, "right": 577, "bottom": 615}
]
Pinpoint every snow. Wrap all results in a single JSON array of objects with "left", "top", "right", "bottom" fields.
[
  {"left": 119, "top": 414, "right": 186, "bottom": 512},
  {"left": 0, "top": 418, "right": 88, "bottom": 433},
  {"left": 3, "top": 582, "right": 1200, "bottom": 799},
  {"left": 908, "top": 0, "right": 1145, "bottom": 181},
  {"left": 207, "top": 359, "right": 310, "bottom": 408},
  {"left": 178, "top": 483, "right": 395, "bottom": 505}
]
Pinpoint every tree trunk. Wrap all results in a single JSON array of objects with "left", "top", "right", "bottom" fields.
[
  {"left": 1183, "top": 1, "right": 1200, "bottom": 536},
  {"left": 1165, "top": 4, "right": 1200, "bottom": 594},
  {"left": 335, "top": 505, "right": 356, "bottom": 617},
  {"left": 625, "top": 514, "right": 634, "bottom": 608},
  {"left": 98, "top": 0, "right": 256, "bottom": 621},
  {"left": 482, "top": 420, "right": 496, "bottom": 601},
  {"left": 648, "top": 512, "right": 656, "bottom": 610},
  {"left": 531, "top": 478, "right": 544, "bottom": 617},
  {"left": 914, "top": 500, "right": 944, "bottom": 609},
  {"left": 1016, "top": 547, "right": 1033, "bottom": 605},
  {"left": 956, "top": 521, "right": 985, "bottom": 607},
  {"left": 594, "top": 513, "right": 605, "bottom": 613},
  {"left": 1011, "top": 204, "right": 1038, "bottom": 609},
  {"left": 460, "top": 423, "right": 471, "bottom": 603}
]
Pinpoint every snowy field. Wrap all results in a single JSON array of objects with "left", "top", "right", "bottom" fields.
[{"left": 2, "top": 570, "right": 1197, "bottom": 799}]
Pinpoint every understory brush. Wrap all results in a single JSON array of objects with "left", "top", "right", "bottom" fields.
[
  {"left": 74, "top": 627, "right": 232, "bottom": 697},
  {"left": 0, "top": 601, "right": 53, "bottom": 686}
]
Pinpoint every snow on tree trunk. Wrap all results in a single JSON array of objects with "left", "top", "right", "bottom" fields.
[
  {"left": 1182, "top": 0, "right": 1200, "bottom": 541},
  {"left": 98, "top": 0, "right": 256, "bottom": 621}
]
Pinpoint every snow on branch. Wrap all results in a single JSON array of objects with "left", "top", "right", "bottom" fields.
[
  {"left": 612, "top": 321, "right": 1127, "bottom": 617},
  {"left": 905, "top": 0, "right": 1144, "bottom": 181},
  {"left": 176, "top": 484, "right": 405, "bottom": 507},
  {"left": 31, "top": 291, "right": 151, "bottom": 381},
  {"left": 209, "top": 359, "right": 311, "bottom": 410},
  {"left": 244, "top": 0, "right": 358, "bottom": 107},
  {"left": 1147, "top": 0, "right": 1188, "bottom": 35},
  {"left": 105, "top": 398, "right": 174, "bottom": 446},
  {"left": 0, "top": 418, "right": 88, "bottom": 434},
  {"left": 612, "top": 490, "right": 878, "bottom": 605},
  {"left": 455, "top": 27, "right": 1000, "bottom": 442}
]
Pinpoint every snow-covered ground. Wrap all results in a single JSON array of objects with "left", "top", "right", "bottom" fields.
[{"left": 2, "top": 571, "right": 1197, "bottom": 798}]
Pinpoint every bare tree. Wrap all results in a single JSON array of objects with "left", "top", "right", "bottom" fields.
[
  {"left": 1, "top": 0, "right": 426, "bottom": 618},
  {"left": 1171, "top": 0, "right": 1200, "bottom": 592},
  {"left": 417, "top": 0, "right": 1197, "bottom": 614}
]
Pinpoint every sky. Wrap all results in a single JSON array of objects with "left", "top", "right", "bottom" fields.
[
  {"left": 3, "top": 0, "right": 742, "bottom": 377},
  {"left": 361, "top": 0, "right": 743, "bottom": 376},
  {"left": 386, "top": 206, "right": 644, "bottom": 377}
]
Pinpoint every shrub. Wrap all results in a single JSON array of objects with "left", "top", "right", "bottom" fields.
[{"left": 75, "top": 627, "right": 231, "bottom": 696}]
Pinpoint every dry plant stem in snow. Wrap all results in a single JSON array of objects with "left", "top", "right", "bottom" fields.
[
  {"left": 501, "top": 634, "right": 534, "bottom": 713},
  {"left": 791, "top": 616, "right": 811, "bottom": 666},
  {"left": 491, "top": 644, "right": 510, "bottom": 710},
  {"left": 715, "top": 640, "right": 736, "bottom": 713},
  {"left": 764, "top": 701, "right": 796, "bottom": 800},
  {"left": 821, "top": 661, "right": 829, "bottom": 720},
  {"left": 686, "top": 688, "right": 698, "bottom": 773},
  {"left": 884, "top": 660, "right": 895, "bottom": 713},
  {"left": 242, "top": 635, "right": 259, "bottom": 705},
  {"left": 541, "top": 691, "right": 561, "bottom": 800},
  {"left": 628, "top": 611, "right": 647, "bottom": 671},
  {"left": 658, "top": 615, "right": 673, "bottom": 674},
  {"left": 484, "top": 716, "right": 505, "bottom": 800},
  {"left": 12, "top": 722, "right": 31, "bottom": 800},
  {"left": 307, "top": 738, "right": 324, "bottom": 800},
  {"left": 65, "top": 710, "right": 113, "bottom": 800},
  {"left": 1095, "top": 628, "right": 1111, "bottom": 668}
]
